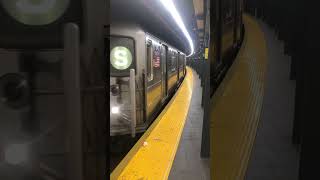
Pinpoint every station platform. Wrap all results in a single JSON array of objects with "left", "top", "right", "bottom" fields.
[
  {"left": 111, "top": 67, "right": 196, "bottom": 180},
  {"left": 210, "top": 14, "right": 299, "bottom": 179},
  {"left": 169, "top": 69, "right": 210, "bottom": 180}
]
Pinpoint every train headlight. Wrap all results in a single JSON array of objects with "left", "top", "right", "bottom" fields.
[
  {"left": 1, "top": 0, "right": 70, "bottom": 25},
  {"left": 110, "top": 84, "right": 120, "bottom": 96},
  {"left": 0, "top": 73, "right": 30, "bottom": 109},
  {"left": 110, "top": 46, "right": 132, "bottom": 70},
  {"left": 4, "top": 144, "right": 29, "bottom": 165},
  {"left": 111, "top": 106, "right": 120, "bottom": 114}
]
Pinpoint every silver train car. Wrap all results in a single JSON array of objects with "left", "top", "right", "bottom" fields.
[{"left": 110, "top": 23, "right": 186, "bottom": 137}]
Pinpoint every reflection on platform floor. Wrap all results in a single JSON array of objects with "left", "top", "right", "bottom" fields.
[
  {"left": 245, "top": 18, "right": 299, "bottom": 180},
  {"left": 210, "top": 14, "right": 267, "bottom": 180}
]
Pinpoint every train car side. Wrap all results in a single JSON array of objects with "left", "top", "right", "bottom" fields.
[{"left": 110, "top": 25, "right": 186, "bottom": 137}]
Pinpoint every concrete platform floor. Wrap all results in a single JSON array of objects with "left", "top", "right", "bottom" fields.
[
  {"left": 169, "top": 69, "right": 210, "bottom": 180},
  {"left": 245, "top": 18, "right": 300, "bottom": 180}
]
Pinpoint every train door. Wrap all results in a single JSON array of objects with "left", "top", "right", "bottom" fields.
[
  {"left": 233, "top": 0, "right": 238, "bottom": 45},
  {"left": 184, "top": 55, "right": 186, "bottom": 75},
  {"left": 221, "top": 0, "right": 235, "bottom": 57},
  {"left": 161, "top": 44, "right": 168, "bottom": 99},
  {"left": 177, "top": 52, "right": 180, "bottom": 81},
  {"left": 210, "top": 0, "right": 221, "bottom": 80},
  {"left": 235, "top": 0, "right": 242, "bottom": 44},
  {"left": 173, "top": 51, "right": 179, "bottom": 83}
]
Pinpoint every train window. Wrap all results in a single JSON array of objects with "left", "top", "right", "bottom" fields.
[
  {"left": 1, "top": 0, "right": 71, "bottom": 26},
  {"left": 176, "top": 53, "right": 179, "bottom": 70},
  {"left": 147, "top": 41, "right": 153, "bottom": 81},
  {"left": 179, "top": 54, "right": 183, "bottom": 69},
  {"left": 152, "top": 45, "right": 161, "bottom": 81},
  {"left": 171, "top": 51, "right": 176, "bottom": 72},
  {"left": 182, "top": 55, "right": 185, "bottom": 70},
  {"left": 222, "top": 0, "right": 232, "bottom": 23},
  {"left": 167, "top": 50, "right": 172, "bottom": 70}
]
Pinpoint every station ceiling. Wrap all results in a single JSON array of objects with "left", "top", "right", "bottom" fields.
[
  {"left": 172, "top": 0, "right": 206, "bottom": 55},
  {"left": 110, "top": 0, "right": 204, "bottom": 56}
]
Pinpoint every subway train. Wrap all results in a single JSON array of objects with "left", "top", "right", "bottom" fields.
[
  {"left": 209, "top": 0, "right": 244, "bottom": 94},
  {"left": 0, "top": 1, "right": 106, "bottom": 179},
  {"left": 110, "top": 23, "right": 187, "bottom": 137}
]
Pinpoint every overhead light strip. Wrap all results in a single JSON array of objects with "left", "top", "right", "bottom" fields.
[{"left": 159, "top": 0, "right": 194, "bottom": 57}]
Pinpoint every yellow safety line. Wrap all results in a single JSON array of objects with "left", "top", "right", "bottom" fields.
[
  {"left": 210, "top": 14, "right": 267, "bottom": 180},
  {"left": 111, "top": 67, "right": 193, "bottom": 180}
]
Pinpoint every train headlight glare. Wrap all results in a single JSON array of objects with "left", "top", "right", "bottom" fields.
[
  {"left": 110, "top": 46, "right": 132, "bottom": 70},
  {"left": 111, "top": 106, "right": 120, "bottom": 114},
  {"left": 4, "top": 144, "right": 28, "bottom": 165}
]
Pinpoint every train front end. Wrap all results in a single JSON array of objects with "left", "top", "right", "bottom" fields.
[{"left": 110, "top": 24, "right": 146, "bottom": 137}]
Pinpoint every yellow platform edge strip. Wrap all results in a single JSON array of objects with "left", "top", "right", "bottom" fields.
[
  {"left": 111, "top": 67, "right": 194, "bottom": 180},
  {"left": 210, "top": 14, "right": 267, "bottom": 180}
]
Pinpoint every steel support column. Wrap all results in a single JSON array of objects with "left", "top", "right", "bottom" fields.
[{"left": 200, "top": 0, "right": 210, "bottom": 158}]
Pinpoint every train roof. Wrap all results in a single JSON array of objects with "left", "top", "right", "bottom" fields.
[{"left": 110, "top": 22, "right": 185, "bottom": 55}]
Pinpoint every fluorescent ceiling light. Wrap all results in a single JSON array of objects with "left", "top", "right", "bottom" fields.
[{"left": 159, "top": 0, "right": 194, "bottom": 57}]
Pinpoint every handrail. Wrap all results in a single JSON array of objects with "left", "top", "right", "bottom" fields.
[{"left": 130, "top": 69, "right": 136, "bottom": 138}]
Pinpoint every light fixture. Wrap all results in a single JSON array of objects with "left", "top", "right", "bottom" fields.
[
  {"left": 4, "top": 143, "right": 29, "bottom": 165},
  {"left": 159, "top": 0, "right": 194, "bottom": 57},
  {"left": 111, "top": 106, "right": 120, "bottom": 114},
  {"left": 1, "top": 0, "right": 70, "bottom": 25}
]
